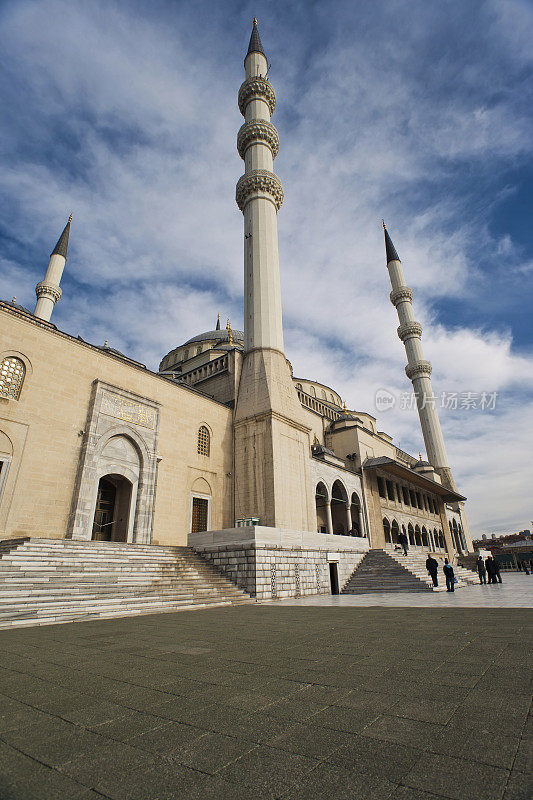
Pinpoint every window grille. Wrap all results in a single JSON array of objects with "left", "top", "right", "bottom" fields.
[
  {"left": 0, "top": 357, "right": 25, "bottom": 400},
  {"left": 197, "top": 425, "right": 210, "bottom": 456}
]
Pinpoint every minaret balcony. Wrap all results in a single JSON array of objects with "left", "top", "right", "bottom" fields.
[
  {"left": 397, "top": 321, "right": 422, "bottom": 342},
  {"left": 237, "top": 119, "right": 279, "bottom": 160},
  {"left": 236, "top": 169, "right": 284, "bottom": 212},
  {"left": 390, "top": 286, "right": 413, "bottom": 307},
  {"left": 238, "top": 76, "right": 276, "bottom": 117},
  {"left": 35, "top": 282, "right": 62, "bottom": 303},
  {"left": 405, "top": 360, "right": 432, "bottom": 380}
]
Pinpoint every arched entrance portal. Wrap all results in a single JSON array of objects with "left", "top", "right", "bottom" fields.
[{"left": 92, "top": 474, "right": 133, "bottom": 542}]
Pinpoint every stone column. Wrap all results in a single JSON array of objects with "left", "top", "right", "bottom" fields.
[
  {"left": 325, "top": 502, "right": 333, "bottom": 535},
  {"left": 346, "top": 504, "right": 353, "bottom": 535}
]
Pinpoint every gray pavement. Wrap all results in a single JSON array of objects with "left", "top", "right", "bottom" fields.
[
  {"left": 0, "top": 599, "right": 531, "bottom": 799},
  {"left": 276, "top": 572, "right": 533, "bottom": 608}
]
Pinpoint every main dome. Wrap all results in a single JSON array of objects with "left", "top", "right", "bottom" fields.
[{"left": 182, "top": 329, "right": 244, "bottom": 347}]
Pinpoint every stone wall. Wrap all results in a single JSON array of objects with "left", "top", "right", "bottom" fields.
[{"left": 192, "top": 539, "right": 366, "bottom": 599}]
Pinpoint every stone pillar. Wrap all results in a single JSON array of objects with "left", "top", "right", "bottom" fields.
[
  {"left": 325, "top": 502, "right": 333, "bottom": 535},
  {"left": 346, "top": 504, "right": 353, "bottom": 534}
]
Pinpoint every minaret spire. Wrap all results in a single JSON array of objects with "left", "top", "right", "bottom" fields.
[
  {"left": 246, "top": 17, "right": 266, "bottom": 62},
  {"left": 383, "top": 222, "right": 456, "bottom": 492},
  {"left": 34, "top": 214, "right": 72, "bottom": 322}
]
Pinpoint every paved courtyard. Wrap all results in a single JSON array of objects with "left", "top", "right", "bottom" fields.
[
  {"left": 0, "top": 599, "right": 531, "bottom": 799},
  {"left": 277, "top": 572, "right": 533, "bottom": 608}
]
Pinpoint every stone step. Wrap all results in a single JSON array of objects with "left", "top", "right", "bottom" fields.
[
  {"left": 0, "top": 537, "right": 252, "bottom": 629},
  {"left": 342, "top": 550, "right": 434, "bottom": 594}
]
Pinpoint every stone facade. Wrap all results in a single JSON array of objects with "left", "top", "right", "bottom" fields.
[{"left": 190, "top": 527, "right": 368, "bottom": 599}]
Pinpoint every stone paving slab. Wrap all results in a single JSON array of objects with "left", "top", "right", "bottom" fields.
[{"left": 0, "top": 605, "right": 530, "bottom": 799}]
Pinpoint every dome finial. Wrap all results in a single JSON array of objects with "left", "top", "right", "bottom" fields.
[
  {"left": 216, "top": 313, "right": 220, "bottom": 331},
  {"left": 419, "top": 451, "right": 422, "bottom": 460},
  {"left": 226, "top": 318, "right": 233, "bottom": 344},
  {"left": 253, "top": 17, "right": 258, "bottom": 25},
  {"left": 343, "top": 401, "right": 347, "bottom": 412}
]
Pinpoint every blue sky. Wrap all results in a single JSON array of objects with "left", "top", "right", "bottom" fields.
[{"left": 1, "top": 0, "right": 532, "bottom": 536}]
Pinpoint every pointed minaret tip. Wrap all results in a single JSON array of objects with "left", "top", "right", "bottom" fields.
[
  {"left": 216, "top": 313, "right": 221, "bottom": 331},
  {"left": 246, "top": 16, "right": 265, "bottom": 60},
  {"left": 51, "top": 214, "right": 72, "bottom": 259},
  {"left": 383, "top": 223, "right": 401, "bottom": 263}
]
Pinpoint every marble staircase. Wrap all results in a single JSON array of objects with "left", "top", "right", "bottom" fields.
[
  {"left": 342, "top": 548, "right": 478, "bottom": 594},
  {"left": 0, "top": 539, "right": 252, "bottom": 628}
]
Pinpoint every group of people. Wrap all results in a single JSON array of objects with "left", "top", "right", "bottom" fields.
[
  {"left": 476, "top": 555, "right": 502, "bottom": 584},
  {"left": 424, "top": 555, "right": 456, "bottom": 591}
]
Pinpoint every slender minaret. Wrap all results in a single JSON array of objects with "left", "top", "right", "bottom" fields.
[
  {"left": 234, "top": 21, "right": 314, "bottom": 531},
  {"left": 383, "top": 222, "right": 458, "bottom": 492},
  {"left": 34, "top": 214, "right": 71, "bottom": 322},
  {"left": 236, "top": 18, "right": 284, "bottom": 353}
]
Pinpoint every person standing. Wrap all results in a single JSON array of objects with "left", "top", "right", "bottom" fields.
[
  {"left": 399, "top": 530, "right": 409, "bottom": 557},
  {"left": 492, "top": 559, "right": 502, "bottom": 584},
  {"left": 443, "top": 558, "right": 455, "bottom": 592},
  {"left": 426, "top": 554, "right": 439, "bottom": 587},
  {"left": 476, "top": 555, "right": 487, "bottom": 584},
  {"left": 485, "top": 556, "right": 495, "bottom": 584}
]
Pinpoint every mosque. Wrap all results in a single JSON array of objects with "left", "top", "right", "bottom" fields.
[{"left": 0, "top": 21, "right": 472, "bottom": 599}]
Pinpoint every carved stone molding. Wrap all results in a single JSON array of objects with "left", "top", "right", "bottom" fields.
[
  {"left": 397, "top": 321, "right": 422, "bottom": 341},
  {"left": 405, "top": 360, "right": 432, "bottom": 380},
  {"left": 236, "top": 170, "right": 284, "bottom": 211},
  {"left": 390, "top": 286, "right": 413, "bottom": 306},
  {"left": 237, "top": 119, "right": 279, "bottom": 159},
  {"left": 35, "top": 282, "right": 62, "bottom": 303},
  {"left": 238, "top": 77, "right": 276, "bottom": 117}
]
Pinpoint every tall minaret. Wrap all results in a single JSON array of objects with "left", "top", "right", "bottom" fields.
[
  {"left": 234, "top": 21, "right": 314, "bottom": 531},
  {"left": 383, "top": 222, "right": 457, "bottom": 492},
  {"left": 34, "top": 214, "right": 71, "bottom": 322},
  {"left": 236, "top": 18, "right": 284, "bottom": 353}
]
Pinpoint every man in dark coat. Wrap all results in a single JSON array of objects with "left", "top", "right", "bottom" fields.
[
  {"left": 443, "top": 558, "right": 455, "bottom": 592},
  {"left": 476, "top": 555, "right": 487, "bottom": 584},
  {"left": 492, "top": 559, "right": 502, "bottom": 583},
  {"left": 398, "top": 530, "right": 409, "bottom": 556},
  {"left": 485, "top": 556, "right": 495, "bottom": 584},
  {"left": 426, "top": 554, "right": 439, "bottom": 587}
]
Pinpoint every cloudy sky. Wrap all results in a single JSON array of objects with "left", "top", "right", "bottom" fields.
[{"left": 1, "top": 0, "right": 532, "bottom": 537}]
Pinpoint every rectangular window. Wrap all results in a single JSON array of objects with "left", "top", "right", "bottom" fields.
[
  {"left": 403, "top": 486, "right": 410, "bottom": 506},
  {"left": 386, "top": 481, "right": 395, "bottom": 501},
  {"left": 377, "top": 477, "right": 386, "bottom": 498},
  {"left": 191, "top": 497, "right": 209, "bottom": 533}
]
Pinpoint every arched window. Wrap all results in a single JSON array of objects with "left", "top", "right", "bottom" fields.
[
  {"left": 421, "top": 526, "right": 429, "bottom": 547},
  {"left": 197, "top": 425, "right": 210, "bottom": 456},
  {"left": 0, "top": 357, "right": 25, "bottom": 400},
  {"left": 383, "top": 518, "right": 391, "bottom": 544},
  {"left": 183, "top": 349, "right": 189, "bottom": 360},
  {"left": 391, "top": 519, "right": 400, "bottom": 544},
  {"left": 196, "top": 345, "right": 202, "bottom": 356}
]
